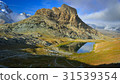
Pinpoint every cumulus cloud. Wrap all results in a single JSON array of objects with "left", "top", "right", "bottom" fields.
[
  {"left": 62, "top": 0, "right": 119, "bottom": 12},
  {"left": 81, "top": 2, "right": 120, "bottom": 22}
]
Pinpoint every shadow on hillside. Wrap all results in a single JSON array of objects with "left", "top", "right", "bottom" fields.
[
  {"left": 0, "top": 38, "right": 120, "bottom": 68},
  {"left": 0, "top": 38, "right": 38, "bottom": 50},
  {"left": 0, "top": 53, "right": 120, "bottom": 68},
  {"left": 0, "top": 54, "right": 93, "bottom": 68},
  {"left": 95, "top": 63, "right": 120, "bottom": 68}
]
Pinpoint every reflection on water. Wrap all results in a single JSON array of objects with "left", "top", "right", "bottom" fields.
[{"left": 77, "top": 42, "right": 95, "bottom": 53}]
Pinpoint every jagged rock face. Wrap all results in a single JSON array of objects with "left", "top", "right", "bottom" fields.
[
  {"left": 0, "top": 4, "right": 103, "bottom": 40},
  {"left": 35, "top": 4, "right": 82, "bottom": 27}
]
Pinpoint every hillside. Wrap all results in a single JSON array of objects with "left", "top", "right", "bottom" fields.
[
  {"left": 0, "top": 4, "right": 119, "bottom": 68},
  {"left": 0, "top": 4, "right": 103, "bottom": 40},
  {"left": 69, "top": 38, "right": 120, "bottom": 66}
]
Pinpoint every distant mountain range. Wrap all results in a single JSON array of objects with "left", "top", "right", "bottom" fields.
[
  {"left": 88, "top": 24, "right": 120, "bottom": 33},
  {"left": 0, "top": 0, "right": 31, "bottom": 24}
]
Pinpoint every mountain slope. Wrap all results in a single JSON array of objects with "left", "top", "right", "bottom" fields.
[{"left": 0, "top": 4, "right": 103, "bottom": 40}]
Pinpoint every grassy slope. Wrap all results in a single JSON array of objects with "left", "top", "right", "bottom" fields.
[
  {"left": 19, "top": 37, "right": 120, "bottom": 66},
  {"left": 0, "top": 31, "right": 120, "bottom": 67},
  {"left": 69, "top": 38, "right": 120, "bottom": 65}
]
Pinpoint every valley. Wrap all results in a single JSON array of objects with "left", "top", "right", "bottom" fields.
[{"left": 0, "top": 36, "right": 120, "bottom": 68}]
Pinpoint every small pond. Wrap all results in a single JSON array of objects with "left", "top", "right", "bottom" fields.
[{"left": 77, "top": 42, "right": 95, "bottom": 53}]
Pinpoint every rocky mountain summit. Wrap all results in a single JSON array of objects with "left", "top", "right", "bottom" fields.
[
  {"left": 34, "top": 4, "right": 102, "bottom": 39},
  {"left": 35, "top": 4, "right": 79, "bottom": 27},
  {"left": 0, "top": 4, "right": 104, "bottom": 47}
]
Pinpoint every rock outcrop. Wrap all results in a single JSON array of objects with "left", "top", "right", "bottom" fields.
[{"left": 35, "top": 4, "right": 83, "bottom": 27}]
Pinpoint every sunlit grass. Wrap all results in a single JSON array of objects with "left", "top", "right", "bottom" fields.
[{"left": 69, "top": 39, "right": 120, "bottom": 65}]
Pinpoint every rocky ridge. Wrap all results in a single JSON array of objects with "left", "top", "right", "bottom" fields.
[{"left": 0, "top": 4, "right": 104, "bottom": 47}]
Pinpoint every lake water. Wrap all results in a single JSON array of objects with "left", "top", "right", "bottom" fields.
[{"left": 77, "top": 42, "right": 95, "bottom": 53}]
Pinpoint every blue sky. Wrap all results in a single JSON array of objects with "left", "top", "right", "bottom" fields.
[
  {"left": 2, "top": 0, "right": 65, "bottom": 15},
  {"left": 2, "top": 0, "right": 120, "bottom": 27},
  {"left": 2, "top": 0, "right": 100, "bottom": 15}
]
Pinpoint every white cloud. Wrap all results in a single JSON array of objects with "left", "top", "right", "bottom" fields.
[
  {"left": 81, "top": 2, "right": 120, "bottom": 22},
  {"left": 62, "top": 0, "right": 119, "bottom": 12}
]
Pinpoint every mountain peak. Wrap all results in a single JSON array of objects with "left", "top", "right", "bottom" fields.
[
  {"left": 0, "top": 0, "right": 4, "bottom": 3},
  {"left": 35, "top": 4, "right": 81, "bottom": 27},
  {"left": 0, "top": 4, "right": 102, "bottom": 40},
  {"left": 60, "top": 4, "right": 77, "bottom": 15},
  {"left": 0, "top": 0, "right": 12, "bottom": 13},
  {"left": 0, "top": 0, "right": 31, "bottom": 24}
]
